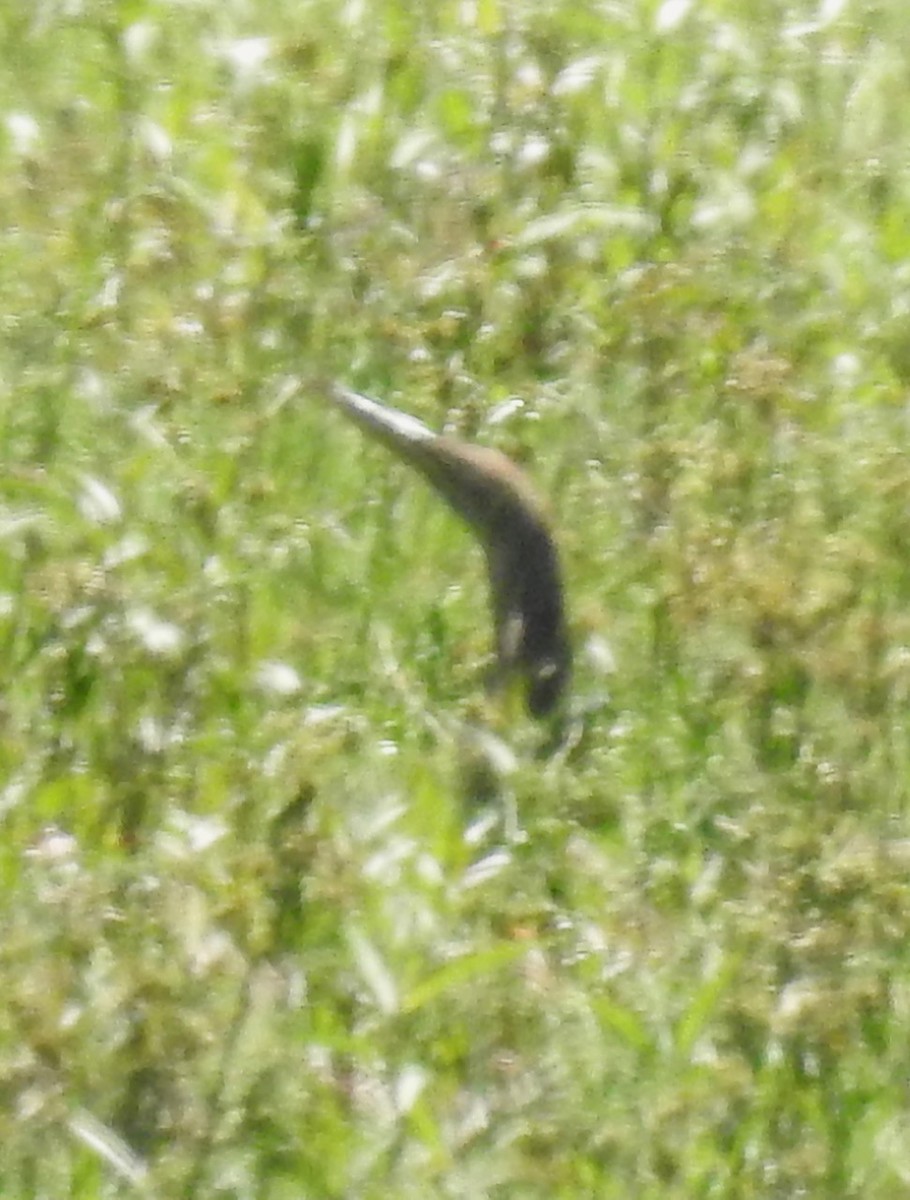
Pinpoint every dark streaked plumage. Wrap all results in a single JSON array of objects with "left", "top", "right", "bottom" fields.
[{"left": 322, "top": 383, "right": 571, "bottom": 716}]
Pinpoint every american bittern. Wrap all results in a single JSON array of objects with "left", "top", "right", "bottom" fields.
[{"left": 323, "top": 383, "right": 571, "bottom": 717}]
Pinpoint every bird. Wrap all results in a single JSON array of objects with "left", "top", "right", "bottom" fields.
[{"left": 321, "top": 382, "right": 571, "bottom": 717}]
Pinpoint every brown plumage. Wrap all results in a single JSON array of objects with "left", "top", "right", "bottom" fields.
[{"left": 322, "top": 383, "right": 571, "bottom": 716}]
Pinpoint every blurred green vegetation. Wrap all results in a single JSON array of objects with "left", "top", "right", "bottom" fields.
[{"left": 3, "top": 0, "right": 910, "bottom": 1195}]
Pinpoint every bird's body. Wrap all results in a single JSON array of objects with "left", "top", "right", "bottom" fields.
[{"left": 323, "top": 383, "right": 571, "bottom": 716}]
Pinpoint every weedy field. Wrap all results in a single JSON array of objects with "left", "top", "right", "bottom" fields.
[{"left": 3, "top": 1, "right": 910, "bottom": 1196}]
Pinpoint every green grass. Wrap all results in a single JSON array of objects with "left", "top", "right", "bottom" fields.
[{"left": 4, "top": 0, "right": 910, "bottom": 1195}]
